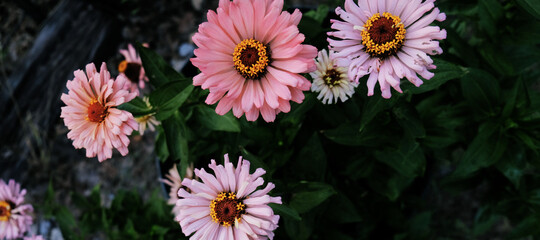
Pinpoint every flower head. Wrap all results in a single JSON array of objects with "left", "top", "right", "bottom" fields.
[
  {"left": 310, "top": 49, "right": 358, "bottom": 104},
  {"left": 191, "top": 0, "right": 317, "bottom": 122},
  {"left": 119, "top": 43, "right": 149, "bottom": 94},
  {"left": 60, "top": 63, "right": 139, "bottom": 162},
  {"left": 176, "top": 154, "right": 282, "bottom": 239},
  {"left": 0, "top": 179, "right": 33, "bottom": 240},
  {"left": 24, "top": 235, "right": 45, "bottom": 240},
  {"left": 161, "top": 164, "right": 194, "bottom": 217},
  {"left": 328, "top": 0, "right": 447, "bottom": 98},
  {"left": 135, "top": 97, "right": 160, "bottom": 135}
]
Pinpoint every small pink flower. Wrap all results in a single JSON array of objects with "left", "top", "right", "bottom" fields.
[
  {"left": 191, "top": 0, "right": 317, "bottom": 122},
  {"left": 328, "top": 0, "right": 447, "bottom": 98},
  {"left": 24, "top": 235, "right": 45, "bottom": 240},
  {"left": 176, "top": 154, "right": 282, "bottom": 239},
  {"left": 60, "top": 63, "right": 138, "bottom": 162},
  {"left": 161, "top": 164, "right": 194, "bottom": 217},
  {"left": 0, "top": 179, "right": 33, "bottom": 240},
  {"left": 118, "top": 43, "right": 149, "bottom": 94}
]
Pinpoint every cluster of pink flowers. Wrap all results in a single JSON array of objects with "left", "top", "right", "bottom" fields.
[{"left": 54, "top": 0, "right": 447, "bottom": 239}]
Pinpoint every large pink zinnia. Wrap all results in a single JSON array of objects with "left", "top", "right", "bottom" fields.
[
  {"left": 328, "top": 0, "right": 447, "bottom": 98},
  {"left": 191, "top": 0, "right": 317, "bottom": 122},
  {"left": 118, "top": 43, "right": 149, "bottom": 94},
  {"left": 176, "top": 154, "right": 282, "bottom": 239},
  {"left": 60, "top": 63, "right": 138, "bottom": 162},
  {"left": 0, "top": 179, "right": 33, "bottom": 240}
]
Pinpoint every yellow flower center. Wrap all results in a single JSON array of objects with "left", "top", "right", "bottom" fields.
[
  {"left": 210, "top": 192, "right": 245, "bottom": 227},
  {"left": 86, "top": 99, "right": 108, "bottom": 123},
  {"left": 360, "top": 12, "right": 406, "bottom": 58},
  {"left": 0, "top": 201, "right": 12, "bottom": 221},
  {"left": 233, "top": 39, "right": 270, "bottom": 79}
]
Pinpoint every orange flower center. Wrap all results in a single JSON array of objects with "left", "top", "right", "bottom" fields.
[
  {"left": 0, "top": 201, "right": 12, "bottom": 221},
  {"left": 360, "top": 12, "right": 406, "bottom": 58},
  {"left": 86, "top": 99, "right": 108, "bottom": 123},
  {"left": 118, "top": 60, "right": 142, "bottom": 83},
  {"left": 233, "top": 39, "right": 270, "bottom": 79},
  {"left": 210, "top": 192, "right": 245, "bottom": 227}
]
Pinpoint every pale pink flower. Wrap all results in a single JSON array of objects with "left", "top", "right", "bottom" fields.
[
  {"left": 24, "top": 235, "right": 45, "bottom": 240},
  {"left": 161, "top": 164, "right": 194, "bottom": 217},
  {"left": 191, "top": 0, "right": 317, "bottom": 122},
  {"left": 328, "top": 0, "right": 447, "bottom": 98},
  {"left": 0, "top": 179, "right": 33, "bottom": 240},
  {"left": 60, "top": 63, "right": 138, "bottom": 162},
  {"left": 118, "top": 43, "right": 149, "bottom": 94},
  {"left": 176, "top": 154, "right": 282, "bottom": 239},
  {"left": 135, "top": 97, "right": 160, "bottom": 135},
  {"left": 310, "top": 49, "right": 358, "bottom": 104}
]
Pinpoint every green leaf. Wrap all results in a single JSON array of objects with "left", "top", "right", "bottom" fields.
[
  {"left": 323, "top": 122, "right": 385, "bottom": 147},
  {"left": 294, "top": 133, "right": 326, "bottom": 181},
  {"left": 325, "top": 193, "right": 362, "bottom": 224},
  {"left": 136, "top": 43, "right": 187, "bottom": 87},
  {"left": 460, "top": 68, "right": 501, "bottom": 115},
  {"left": 405, "top": 59, "right": 467, "bottom": 94},
  {"left": 374, "top": 140, "right": 426, "bottom": 178},
  {"left": 393, "top": 103, "right": 425, "bottom": 138},
  {"left": 289, "top": 182, "right": 336, "bottom": 214},
  {"left": 304, "top": 5, "right": 329, "bottom": 24},
  {"left": 450, "top": 123, "right": 507, "bottom": 179},
  {"left": 162, "top": 114, "right": 189, "bottom": 175},
  {"left": 155, "top": 127, "right": 170, "bottom": 162},
  {"left": 360, "top": 95, "right": 397, "bottom": 128},
  {"left": 117, "top": 97, "right": 154, "bottom": 117},
  {"left": 269, "top": 203, "right": 301, "bottom": 221},
  {"left": 196, "top": 105, "right": 241, "bottom": 132},
  {"left": 507, "top": 215, "right": 540, "bottom": 238},
  {"left": 150, "top": 82, "right": 194, "bottom": 120},
  {"left": 515, "top": 0, "right": 540, "bottom": 20},
  {"left": 370, "top": 173, "right": 414, "bottom": 201}
]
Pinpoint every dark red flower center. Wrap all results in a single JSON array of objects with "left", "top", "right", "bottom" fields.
[
  {"left": 210, "top": 192, "right": 246, "bottom": 227},
  {"left": 233, "top": 39, "right": 270, "bottom": 80},
  {"left": 360, "top": 12, "right": 406, "bottom": 58},
  {"left": 369, "top": 17, "right": 399, "bottom": 45},
  {"left": 118, "top": 60, "right": 142, "bottom": 83},
  {"left": 87, "top": 100, "right": 108, "bottom": 123}
]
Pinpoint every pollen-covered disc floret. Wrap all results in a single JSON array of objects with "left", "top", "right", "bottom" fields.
[
  {"left": 209, "top": 192, "right": 246, "bottom": 226},
  {"left": 191, "top": 0, "right": 317, "bottom": 122},
  {"left": 60, "top": 63, "right": 138, "bottom": 162},
  {"left": 328, "top": 0, "right": 447, "bottom": 98},
  {"left": 233, "top": 39, "right": 270, "bottom": 79},
  {"left": 361, "top": 12, "right": 406, "bottom": 58},
  {"left": 175, "top": 154, "right": 282, "bottom": 239},
  {"left": 0, "top": 179, "right": 33, "bottom": 240}
]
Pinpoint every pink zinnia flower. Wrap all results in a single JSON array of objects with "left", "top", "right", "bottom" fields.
[
  {"left": 0, "top": 179, "right": 33, "bottom": 240},
  {"left": 191, "top": 0, "right": 317, "bottom": 122},
  {"left": 328, "top": 0, "right": 447, "bottom": 98},
  {"left": 161, "top": 164, "right": 194, "bottom": 217},
  {"left": 176, "top": 154, "right": 282, "bottom": 239},
  {"left": 60, "top": 63, "right": 138, "bottom": 162},
  {"left": 118, "top": 43, "right": 149, "bottom": 94},
  {"left": 24, "top": 235, "right": 45, "bottom": 240}
]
